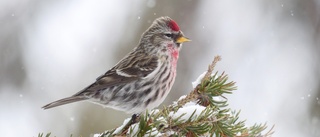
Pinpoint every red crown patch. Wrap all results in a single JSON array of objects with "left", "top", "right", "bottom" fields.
[{"left": 168, "top": 20, "right": 180, "bottom": 31}]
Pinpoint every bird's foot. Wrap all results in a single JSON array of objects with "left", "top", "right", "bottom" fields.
[
  {"left": 119, "top": 113, "right": 141, "bottom": 135},
  {"left": 130, "top": 113, "right": 140, "bottom": 124}
]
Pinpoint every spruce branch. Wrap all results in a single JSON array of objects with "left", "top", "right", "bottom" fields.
[
  {"left": 38, "top": 133, "right": 52, "bottom": 137},
  {"left": 38, "top": 56, "right": 274, "bottom": 137},
  {"left": 95, "top": 55, "right": 274, "bottom": 137}
]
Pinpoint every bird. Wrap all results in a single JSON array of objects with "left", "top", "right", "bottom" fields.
[{"left": 42, "top": 16, "right": 190, "bottom": 114}]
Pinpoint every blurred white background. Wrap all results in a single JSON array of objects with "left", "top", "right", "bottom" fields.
[{"left": 0, "top": 0, "right": 319, "bottom": 136}]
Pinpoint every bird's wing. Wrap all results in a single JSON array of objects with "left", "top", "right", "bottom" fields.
[{"left": 73, "top": 53, "right": 159, "bottom": 96}]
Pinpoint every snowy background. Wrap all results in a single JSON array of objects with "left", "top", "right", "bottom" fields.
[{"left": 0, "top": 0, "right": 319, "bottom": 137}]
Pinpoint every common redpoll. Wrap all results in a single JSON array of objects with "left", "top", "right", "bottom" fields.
[{"left": 42, "top": 16, "right": 190, "bottom": 113}]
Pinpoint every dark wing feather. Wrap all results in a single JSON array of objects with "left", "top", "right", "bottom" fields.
[
  {"left": 42, "top": 51, "right": 159, "bottom": 109},
  {"left": 73, "top": 52, "right": 158, "bottom": 96}
]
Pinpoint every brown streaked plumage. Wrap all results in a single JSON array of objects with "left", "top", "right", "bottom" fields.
[{"left": 42, "top": 16, "right": 190, "bottom": 113}]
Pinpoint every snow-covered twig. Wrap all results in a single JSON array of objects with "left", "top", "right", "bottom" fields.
[{"left": 92, "top": 56, "right": 274, "bottom": 137}]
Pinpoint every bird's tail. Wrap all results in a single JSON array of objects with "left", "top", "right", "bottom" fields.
[{"left": 42, "top": 96, "right": 88, "bottom": 109}]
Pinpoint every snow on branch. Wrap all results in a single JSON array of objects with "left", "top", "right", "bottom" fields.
[{"left": 94, "top": 56, "right": 274, "bottom": 137}]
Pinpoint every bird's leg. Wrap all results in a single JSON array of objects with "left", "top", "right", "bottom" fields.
[
  {"left": 119, "top": 113, "right": 141, "bottom": 135},
  {"left": 130, "top": 113, "right": 140, "bottom": 124}
]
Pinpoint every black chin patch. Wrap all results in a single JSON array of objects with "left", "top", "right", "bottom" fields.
[{"left": 176, "top": 43, "right": 181, "bottom": 48}]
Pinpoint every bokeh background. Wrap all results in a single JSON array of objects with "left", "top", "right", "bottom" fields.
[{"left": 0, "top": 0, "right": 319, "bottom": 136}]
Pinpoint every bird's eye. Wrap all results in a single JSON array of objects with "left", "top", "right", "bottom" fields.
[{"left": 164, "top": 33, "right": 173, "bottom": 38}]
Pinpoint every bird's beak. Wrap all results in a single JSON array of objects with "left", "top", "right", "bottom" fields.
[{"left": 176, "top": 36, "right": 191, "bottom": 43}]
